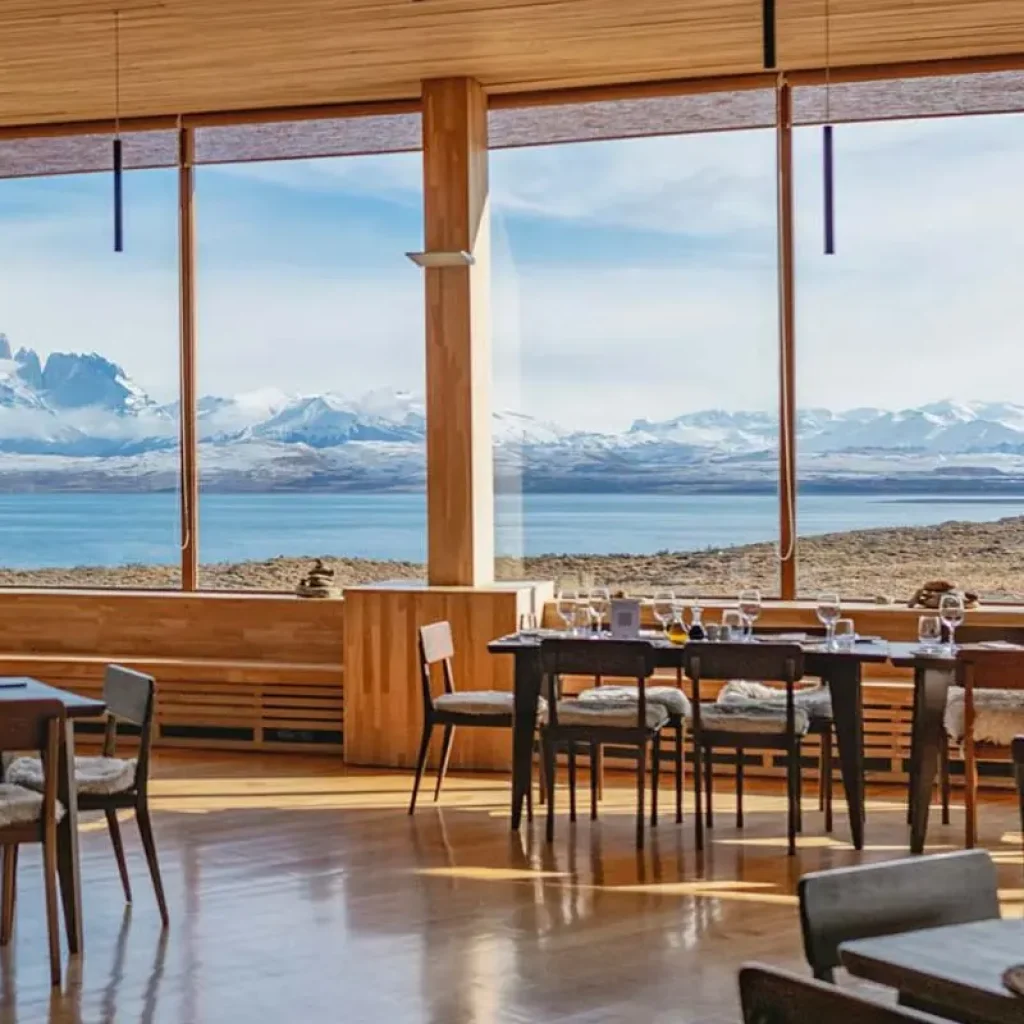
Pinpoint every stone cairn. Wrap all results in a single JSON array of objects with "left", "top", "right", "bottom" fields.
[
  {"left": 295, "top": 559, "right": 339, "bottom": 599},
  {"left": 907, "top": 578, "right": 980, "bottom": 610}
]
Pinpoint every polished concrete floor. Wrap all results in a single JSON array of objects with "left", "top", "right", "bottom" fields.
[{"left": 0, "top": 752, "right": 1020, "bottom": 1024}]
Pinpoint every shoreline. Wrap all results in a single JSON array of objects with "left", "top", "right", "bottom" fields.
[{"left": 0, "top": 515, "right": 1021, "bottom": 601}]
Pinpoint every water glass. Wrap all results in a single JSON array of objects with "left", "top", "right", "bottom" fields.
[
  {"left": 918, "top": 614, "right": 942, "bottom": 651},
  {"left": 589, "top": 586, "right": 611, "bottom": 636},
  {"left": 573, "top": 601, "right": 593, "bottom": 637},
  {"left": 816, "top": 592, "right": 841, "bottom": 648},
  {"left": 556, "top": 588, "right": 577, "bottom": 632},
  {"left": 738, "top": 588, "right": 761, "bottom": 642},
  {"left": 518, "top": 612, "right": 539, "bottom": 634},
  {"left": 939, "top": 593, "right": 965, "bottom": 652},
  {"left": 833, "top": 618, "right": 856, "bottom": 651},
  {"left": 721, "top": 608, "right": 744, "bottom": 642}
]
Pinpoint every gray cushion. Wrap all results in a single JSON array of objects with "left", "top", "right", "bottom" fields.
[
  {"left": 8, "top": 755, "right": 138, "bottom": 797},
  {"left": 549, "top": 698, "right": 668, "bottom": 730},
  {"left": 700, "top": 702, "right": 810, "bottom": 736},
  {"left": 0, "top": 783, "right": 65, "bottom": 827},
  {"left": 717, "top": 680, "right": 832, "bottom": 720},
  {"left": 434, "top": 691, "right": 517, "bottom": 715},
  {"left": 944, "top": 687, "right": 1024, "bottom": 745},
  {"left": 578, "top": 684, "right": 690, "bottom": 718}
]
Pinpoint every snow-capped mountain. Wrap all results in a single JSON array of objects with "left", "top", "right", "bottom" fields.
[{"left": 4, "top": 334, "right": 1024, "bottom": 493}]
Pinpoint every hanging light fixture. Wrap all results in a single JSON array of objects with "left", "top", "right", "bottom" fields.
[
  {"left": 822, "top": 0, "right": 835, "bottom": 254},
  {"left": 112, "top": 9, "right": 123, "bottom": 253},
  {"left": 763, "top": 0, "right": 776, "bottom": 69}
]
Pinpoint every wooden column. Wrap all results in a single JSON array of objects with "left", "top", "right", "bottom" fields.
[
  {"left": 422, "top": 78, "right": 494, "bottom": 586},
  {"left": 776, "top": 79, "right": 797, "bottom": 599},
  {"left": 178, "top": 126, "right": 199, "bottom": 590}
]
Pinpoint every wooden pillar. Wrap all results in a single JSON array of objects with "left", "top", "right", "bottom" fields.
[
  {"left": 178, "top": 126, "right": 199, "bottom": 590},
  {"left": 776, "top": 78, "right": 797, "bottom": 599},
  {"left": 421, "top": 78, "right": 494, "bottom": 586}
]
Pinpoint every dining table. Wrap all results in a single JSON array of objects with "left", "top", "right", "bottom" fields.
[
  {"left": 840, "top": 919, "right": 1024, "bottom": 1024},
  {"left": 0, "top": 677, "right": 106, "bottom": 955},
  {"left": 488, "top": 632, "right": 954, "bottom": 853}
]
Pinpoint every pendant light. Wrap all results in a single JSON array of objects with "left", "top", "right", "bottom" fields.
[
  {"left": 763, "top": 0, "right": 776, "bottom": 68},
  {"left": 113, "top": 9, "right": 123, "bottom": 253},
  {"left": 822, "top": 0, "right": 835, "bottom": 254}
]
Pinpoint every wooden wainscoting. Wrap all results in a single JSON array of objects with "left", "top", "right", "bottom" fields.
[{"left": 0, "top": 590, "right": 344, "bottom": 753}]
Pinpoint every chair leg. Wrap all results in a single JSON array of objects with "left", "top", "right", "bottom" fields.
[
  {"left": 525, "top": 770, "right": 534, "bottom": 823},
  {"left": 704, "top": 744, "right": 714, "bottom": 830},
  {"left": 543, "top": 733, "right": 556, "bottom": 843},
  {"left": 41, "top": 834, "right": 61, "bottom": 987},
  {"left": 735, "top": 746, "right": 744, "bottom": 829},
  {"left": 595, "top": 744, "right": 605, "bottom": 800},
  {"left": 536, "top": 740, "right": 547, "bottom": 805},
  {"left": 408, "top": 719, "right": 433, "bottom": 815},
  {"left": 964, "top": 737, "right": 978, "bottom": 850},
  {"left": 433, "top": 724, "right": 455, "bottom": 803},
  {"left": 650, "top": 733, "right": 661, "bottom": 828},
  {"left": 796, "top": 751, "right": 804, "bottom": 834},
  {"left": 105, "top": 809, "right": 133, "bottom": 904},
  {"left": 636, "top": 742, "right": 647, "bottom": 850},
  {"left": 787, "top": 740, "right": 799, "bottom": 856},
  {"left": 693, "top": 738, "right": 705, "bottom": 852},
  {"left": 590, "top": 742, "right": 599, "bottom": 821},
  {"left": 675, "top": 724, "right": 684, "bottom": 825},
  {"left": 1, "top": 844, "right": 17, "bottom": 946},
  {"left": 940, "top": 737, "right": 951, "bottom": 827},
  {"left": 822, "top": 725, "right": 833, "bottom": 834},
  {"left": 568, "top": 743, "right": 578, "bottom": 823},
  {"left": 137, "top": 804, "right": 169, "bottom": 928}
]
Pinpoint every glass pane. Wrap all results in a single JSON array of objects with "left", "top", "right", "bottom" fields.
[
  {"left": 0, "top": 169, "right": 180, "bottom": 588},
  {"left": 196, "top": 150, "right": 425, "bottom": 591},
  {"left": 795, "top": 114, "right": 1024, "bottom": 602},
  {"left": 492, "top": 128, "right": 780, "bottom": 598}
]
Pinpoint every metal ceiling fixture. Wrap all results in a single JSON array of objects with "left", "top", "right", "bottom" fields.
[
  {"left": 763, "top": 0, "right": 776, "bottom": 69},
  {"left": 823, "top": 0, "right": 835, "bottom": 254},
  {"left": 113, "top": 9, "right": 123, "bottom": 252}
]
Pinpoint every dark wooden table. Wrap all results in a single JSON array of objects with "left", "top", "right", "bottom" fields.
[
  {"left": 0, "top": 677, "right": 106, "bottom": 956},
  {"left": 840, "top": 919, "right": 1024, "bottom": 1024},
  {"left": 488, "top": 634, "right": 913, "bottom": 848}
]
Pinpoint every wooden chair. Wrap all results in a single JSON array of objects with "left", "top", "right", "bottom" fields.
[
  {"left": 1014, "top": 735, "right": 1024, "bottom": 866},
  {"left": 539, "top": 638, "right": 664, "bottom": 849},
  {"left": 409, "top": 622, "right": 539, "bottom": 815},
  {"left": 8, "top": 666, "right": 168, "bottom": 927},
  {"left": 945, "top": 647, "right": 1024, "bottom": 847},
  {"left": 684, "top": 643, "right": 805, "bottom": 854},
  {"left": 797, "top": 849, "right": 1000, "bottom": 983},
  {"left": 739, "top": 964, "right": 940, "bottom": 1024},
  {"left": 0, "top": 699, "right": 66, "bottom": 987}
]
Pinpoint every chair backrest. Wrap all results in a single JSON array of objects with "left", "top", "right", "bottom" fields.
[
  {"left": 956, "top": 647, "right": 1024, "bottom": 693},
  {"left": 0, "top": 699, "right": 64, "bottom": 832},
  {"left": 103, "top": 665, "right": 157, "bottom": 788},
  {"left": 739, "top": 965, "right": 939, "bottom": 1024},
  {"left": 418, "top": 622, "right": 456, "bottom": 710},
  {"left": 797, "top": 849, "right": 1000, "bottom": 982},
  {"left": 1013, "top": 736, "right": 1024, "bottom": 837},
  {"left": 683, "top": 643, "right": 804, "bottom": 686}
]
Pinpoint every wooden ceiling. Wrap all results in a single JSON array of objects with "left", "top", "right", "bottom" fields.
[{"left": 0, "top": 0, "right": 1023, "bottom": 128}]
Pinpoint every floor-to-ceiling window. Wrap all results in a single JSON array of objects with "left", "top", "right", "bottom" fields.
[
  {"left": 195, "top": 132, "right": 426, "bottom": 591},
  {"left": 490, "top": 96, "right": 780, "bottom": 597},
  {"left": 795, "top": 109, "right": 1024, "bottom": 602},
  {"left": 0, "top": 145, "right": 180, "bottom": 588}
]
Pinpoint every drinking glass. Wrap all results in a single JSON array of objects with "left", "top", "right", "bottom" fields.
[
  {"left": 573, "top": 601, "right": 593, "bottom": 637},
  {"left": 918, "top": 614, "right": 942, "bottom": 651},
  {"left": 939, "top": 593, "right": 965, "bottom": 653},
  {"left": 652, "top": 590, "right": 676, "bottom": 635},
  {"left": 833, "top": 618, "right": 856, "bottom": 651},
  {"left": 556, "top": 588, "right": 577, "bottom": 632},
  {"left": 721, "top": 608, "right": 744, "bottom": 642},
  {"left": 816, "top": 592, "right": 841, "bottom": 648},
  {"left": 518, "top": 612, "right": 539, "bottom": 634},
  {"left": 589, "top": 586, "right": 611, "bottom": 636},
  {"left": 738, "top": 588, "right": 761, "bottom": 642}
]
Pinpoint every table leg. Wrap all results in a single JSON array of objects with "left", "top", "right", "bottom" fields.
[
  {"left": 56, "top": 718, "right": 83, "bottom": 955},
  {"left": 511, "top": 652, "right": 542, "bottom": 832},
  {"left": 909, "top": 666, "right": 953, "bottom": 855},
  {"left": 827, "top": 662, "right": 865, "bottom": 850}
]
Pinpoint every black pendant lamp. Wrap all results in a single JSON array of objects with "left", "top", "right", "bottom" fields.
[
  {"left": 113, "top": 10, "right": 123, "bottom": 253},
  {"left": 822, "top": 0, "right": 835, "bottom": 254},
  {"left": 762, "top": 0, "right": 776, "bottom": 68}
]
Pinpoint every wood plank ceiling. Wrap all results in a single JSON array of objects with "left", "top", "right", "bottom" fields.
[{"left": 0, "top": 0, "right": 1022, "bottom": 128}]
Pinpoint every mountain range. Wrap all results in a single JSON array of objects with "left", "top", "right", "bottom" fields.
[{"left": 4, "top": 334, "right": 1024, "bottom": 493}]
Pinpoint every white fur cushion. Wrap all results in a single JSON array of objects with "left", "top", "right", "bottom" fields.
[
  {"left": 7, "top": 756, "right": 137, "bottom": 797},
  {"left": 944, "top": 687, "right": 1024, "bottom": 745},
  {"left": 578, "top": 685, "right": 691, "bottom": 718},
  {"left": 0, "top": 784, "right": 65, "bottom": 827},
  {"left": 548, "top": 698, "right": 668, "bottom": 730},
  {"left": 717, "top": 680, "right": 832, "bottom": 720},
  {"left": 700, "top": 702, "right": 810, "bottom": 736}
]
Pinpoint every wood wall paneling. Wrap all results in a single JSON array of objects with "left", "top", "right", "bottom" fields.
[{"left": 423, "top": 77, "right": 494, "bottom": 586}]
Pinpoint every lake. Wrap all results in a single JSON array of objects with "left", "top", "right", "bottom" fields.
[{"left": 0, "top": 491, "right": 1022, "bottom": 568}]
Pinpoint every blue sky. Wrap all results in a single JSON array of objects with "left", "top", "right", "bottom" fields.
[{"left": 1, "top": 112, "right": 1023, "bottom": 431}]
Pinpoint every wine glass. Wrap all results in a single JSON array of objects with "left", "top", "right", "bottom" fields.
[
  {"left": 556, "top": 587, "right": 577, "bottom": 632},
  {"left": 589, "top": 586, "right": 610, "bottom": 636},
  {"left": 816, "top": 592, "right": 841, "bottom": 649},
  {"left": 652, "top": 590, "right": 676, "bottom": 635},
  {"left": 918, "top": 614, "right": 942, "bottom": 651},
  {"left": 939, "top": 593, "right": 965, "bottom": 653},
  {"left": 738, "top": 588, "right": 761, "bottom": 642},
  {"left": 721, "top": 608, "right": 744, "bottom": 642}
]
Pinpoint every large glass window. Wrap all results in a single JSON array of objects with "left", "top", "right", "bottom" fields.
[
  {"left": 491, "top": 127, "right": 780, "bottom": 596},
  {"left": 795, "top": 114, "right": 1024, "bottom": 602},
  {"left": 196, "top": 151, "right": 425, "bottom": 591},
  {"left": 0, "top": 169, "right": 180, "bottom": 588}
]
